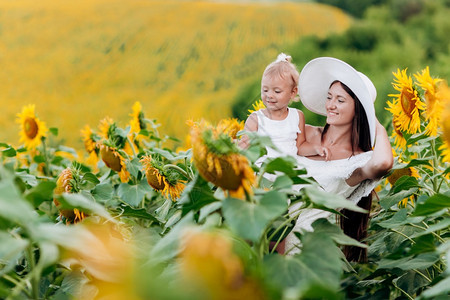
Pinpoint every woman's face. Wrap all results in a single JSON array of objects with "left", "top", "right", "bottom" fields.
[{"left": 325, "top": 82, "right": 355, "bottom": 126}]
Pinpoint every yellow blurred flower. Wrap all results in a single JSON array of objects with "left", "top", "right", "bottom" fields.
[
  {"left": 414, "top": 67, "right": 443, "bottom": 136},
  {"left": 98, "top": 117, "right": 114, "bottom": 140},
  {"left": 80, "top": 125, "right": 100, "bottom": 169},
  {"left": 179, "top": 230, "right": 265, "bottom": 300},
  {"left": 140, "top": 155, "right": 186, "bottom": 200},
  {"left": 16, "top": 104, "right": 48, "bottom": 150},
  {"left": 129, "top": 101, "right": 146, "bottom": 135},
  {"left": 387, "top": 155, "right": 420, "bottom": 208},
  {"left": 386, "top": 68, "right": 425, "bottom": 134},
  {"left": 391, "top": 115, "right": 407, "bottom": 150},
  {"left": 190, "top": 120, "right": 255, "bottom": 197},
  {"left": 216, "top": 118, "right": 244, "bottom": 140},
  {"left": 99, "top": 144, "right": 130, "bottom": 182},
  {"left": 81, "top": 125, "right": 99, "bottom": 154},
  {"left": 247, "top": 99, "right": 266, "bottom": 116},
  {"left": 62, "top": 221, "right": 139, "bottom": 300},
  {"left": 438, "top": 82, "right": 450, "bottom": 163},
  {"left": 387, "top": 167, "right": 420, "bottom": 186},
  {"left": 54, "top": 167, "right": 87, "bottom": 224}
]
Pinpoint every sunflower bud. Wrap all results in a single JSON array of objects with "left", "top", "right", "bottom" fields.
[
  {"left": 100, "top": 145, "right": 122, "bottom": 172},
  {"left": 190, "top": 120, "right": 255, "bottom": 196},
  {"left": 145, "top": 166, "right": 166, "bottom": 190},
  {"left": 141, "top": 155, "right": 186, "bottom": 200},
  {"left": 54, "top": 167, "right": 87, "bottom": 224}
]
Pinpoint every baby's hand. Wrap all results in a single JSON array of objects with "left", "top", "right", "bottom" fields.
[
  {"left": 316, "top": 146, "right": 331, "bottom": 161},
  {"left": 237, "top": 136, "right": 249, "bottom": 149}
]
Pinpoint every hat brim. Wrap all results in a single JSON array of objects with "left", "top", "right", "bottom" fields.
[{"left": 298, "top": 57, "right": 376, "bottom": 147}]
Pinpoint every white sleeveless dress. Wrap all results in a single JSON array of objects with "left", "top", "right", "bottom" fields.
[
  {"left": 254, "top": 107, "right": 300, "bottom": 166},
  {"left": 285, "top": 151, "right": 379, "bottom": 255}
]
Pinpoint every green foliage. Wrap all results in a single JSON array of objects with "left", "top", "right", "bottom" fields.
[
  {"left": 317, "top": 0, "right": 387, "bottom": 18},
  {"left": 1, "top": 108, "right": 449, "bottom": 299},
  {"left": 233, "top": 0, "right": 450, "bottom": 129}
]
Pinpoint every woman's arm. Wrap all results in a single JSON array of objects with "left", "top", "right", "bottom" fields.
[
  {"left": 346, "top": 119, "right": 394, "bottom": 186},
  {"left": 238, "top": 112, "right": 258, "bottom": 149}
]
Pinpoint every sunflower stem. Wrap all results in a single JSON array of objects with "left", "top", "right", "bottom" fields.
[
  {"left": 26, "top": 246, "right": 39, "bottom": 300},
  {"left": 269, "top": 225, "right": 288, "bottom": 255},
  {"left": 126, "top": 136, "right": 138, "bottom": 157},
  {"left": 164, "top": 164, "right": 192, "bottom": 180},
  {"left": 41, "top": 137, "right": 50, "bottom": 176},
  {"left": 430, "top": 139, "right": 439, "bottom": 192},
  {"left": 390, "top": 228, "right": 415, "bottom": 244},
  {"left": 267, "top": 208, "right": 302, "bottom": 242},
  {"left": 393, "top": 280, "right": 414, "bottom": 300},
  {"left": 408, "top": 223, "right": 445, "bottom": 243},
  {"left": 413, "top": 269, "right": 432, "bottom": 282}
]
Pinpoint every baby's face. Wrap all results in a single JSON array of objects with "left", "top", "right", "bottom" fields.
[{"left": 261, "top": 74, "right": 296, "bottom": 112}]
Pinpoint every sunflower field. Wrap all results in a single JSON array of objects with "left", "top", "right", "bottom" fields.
[
  {"left": 0, "top": 0, "right": 351, "bottom": 150},
  {"left": 0, "top": 64, "right": 449, "bottom": 299}
]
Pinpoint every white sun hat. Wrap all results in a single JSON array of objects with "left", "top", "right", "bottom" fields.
[{"left": 298, "top": 57, "right": 377, "bottom": 147}]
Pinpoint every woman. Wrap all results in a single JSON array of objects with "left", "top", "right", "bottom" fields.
[{"left": 285, "top": 57, "right": 393, "bottom": 262}]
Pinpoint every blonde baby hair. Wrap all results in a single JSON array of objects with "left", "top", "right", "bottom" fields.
[{"left": 262, "top": 53, "right": 300, "bottom": 101}]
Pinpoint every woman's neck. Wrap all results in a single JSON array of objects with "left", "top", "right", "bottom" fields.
[{"left": 322, "top": 124, "right": 353, "bottom": 148}]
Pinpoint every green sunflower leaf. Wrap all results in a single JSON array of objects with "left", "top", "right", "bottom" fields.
[
  {"left": 222, "top": 190, "right": 287, "bottom": 242},
  {"left": 412, "top": 193, "right": 450, "bottom": 216},
  {"left": 25, "top": 180, "right": 56, "bottom": 207},
  {"left": 117, "top": 179, "right": 152, "bottom": 207}
]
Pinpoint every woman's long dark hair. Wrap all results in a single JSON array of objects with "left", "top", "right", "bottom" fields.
[{"left": 322, "top": 81, "right": 373, "bottom": 262}]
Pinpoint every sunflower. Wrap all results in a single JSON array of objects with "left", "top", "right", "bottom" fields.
[
  {"left": 54, "top": 167, "right": 87, "bottom": 224},
  {"left": 190, "top": 120, "right": 255, "bottom": 198},
  {"left": 216, "top": 118, "right": 244, "bottom": 140},
  {"left": 16, "top": 104, "right": 48, "bottom": 149},
  {"left": 438, "top": 82, "right": 450, "bottom": 163},
  {"left": 99, "top": 144, "right": 130, "bottom": 183},
  {"left": 140, "top": 155, "right": 185, "bottom": 200},
  {"left": 386, "top": 68, "right": 425, "bottom": 134},
  {"left": 414, "top": 67, "right": 443, "bottom": 136},
  {"left": 247, "top": 99, "right": 266, "bottom": 115}
]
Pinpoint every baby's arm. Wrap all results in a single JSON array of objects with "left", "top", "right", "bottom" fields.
[
  {"left": 296, "top": 110, "right": 331, "bottom": 159},
  {"left": 238, "top": 112, "right": 258, "bottom": 149}
]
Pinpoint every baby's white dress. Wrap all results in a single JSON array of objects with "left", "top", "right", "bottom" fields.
[
  {"left": 254, "top": 107, "right": 300, "bottom": 166},
  {"left": 285, "top": 151, "right": 379, "bottom": 255}
]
